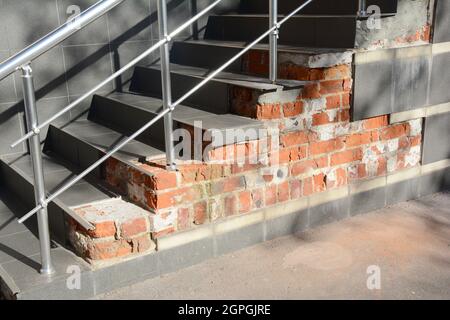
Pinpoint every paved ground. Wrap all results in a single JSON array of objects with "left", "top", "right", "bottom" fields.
[{"left": 96, "top": 192, "right": 450, "bottom": 300}]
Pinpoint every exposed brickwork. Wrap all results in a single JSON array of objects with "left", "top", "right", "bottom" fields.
[
  {"left": 68, "top": 199, "right": 155, "bottom": 263},
  {"left": 69, "top": 52, "right": 424, "bottom": 264}
]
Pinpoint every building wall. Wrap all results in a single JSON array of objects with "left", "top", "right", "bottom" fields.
[{"left": 0, "top": 0, "right": 227, "bottom": 157}]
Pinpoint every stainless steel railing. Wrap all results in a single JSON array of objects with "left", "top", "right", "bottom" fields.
[
  {"left": 0, "top": 0, "right": 351, "bottom": 275},
  {"left": 0, "top": 0, "right": 223, "bottom": 276}
]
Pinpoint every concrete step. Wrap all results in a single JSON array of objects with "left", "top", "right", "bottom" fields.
[
  {"left": 239, "top": 0, "right": 398, "bottom": 15},
  {"left": 129, "top": 63, "right": 305, "bottom": 114},
  {"left": 170, "top": 40, "right": 352, "bottom": 72},
  {"left": 204, "top": 14, "right": 357, "bottom": 48},
  {"left": 0, "top": 153, "right": 105, "bottom": 244},
  {"left": 88, "top": 92, "right": 268, "bottom": 148},
  {"left": 0, "top": 192, "right": 92, "bottom": 300}
]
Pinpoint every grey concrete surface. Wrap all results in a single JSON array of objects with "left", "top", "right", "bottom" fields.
[{"left": 96, "top": 192, "right": 450, "bottom": 300}]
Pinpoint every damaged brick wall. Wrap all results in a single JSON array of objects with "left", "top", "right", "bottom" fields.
[{"left": 98, "top": 49, "right": 422, "bottom": 246}]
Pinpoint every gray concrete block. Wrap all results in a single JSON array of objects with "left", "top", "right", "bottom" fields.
[
  {"left": 93, "top": 252, "right": 158, "bottom": 296},
  {"left": 420, "top": 168, "right": 450, "bottom": 196},
  {"left": 350, "top": 187, "right": 386, "bottom": 217},
  {"left": 393, "top": 55, "right": 430, "bottom": 112},
  {"left": 309, "top": 198, "right": 350, "bottom": 229},
  {"left": 157, "top": 237, "right": 214, "bottom": 275},
  {"left": 215, "top": 222, "right": 265, "bottom": 256},
  {"left": 265, "top": 209, "right": 309, "bottom": 241},
  {"left": 386, "top": 178, "right": 420, "bottom": 206},
  {"left": 433, "top": 0, "right": 450, "bottom": 43},
  {"left": 422, "top": 113, "right": 450, "bottom": 164},
  {"left": 353, "top": 60, "right": 393, "bottom": 120},
  {"left": 429, "top": 52, "right": 450, "bottom": 106}
]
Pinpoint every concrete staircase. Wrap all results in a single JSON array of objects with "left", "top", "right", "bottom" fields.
[{"left": 0, "top": 0, "right": 421, "bottom": 299}]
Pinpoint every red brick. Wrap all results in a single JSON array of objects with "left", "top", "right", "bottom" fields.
[
  {"left": 343, "top": 132, "right": 373, "bottom": 147},
  {"left": 251, "top": 188, "right": 264, "bottom": 209},
  {"left": 410, "top": 135, "right": 422, "bottom": 146},
  {"left": 146, "top": 186, "right": 203, "bottom": 210},
  {"left": 256, "top": 103, "right": 282, "bottom": 120},
  {"left": 283, "top": 101, "right": 303, "bottom": 117},
  {"left": 313, "top": 173, "right": 326, "bottom": 193},
  {"left": 310, "top": 139, "right": 341, "bottom": 156},
  {"left": 343, "top": 78, "right": 352, "bottom": 92},
  {"left": 326, "top": 95, "right": 341, "bottom": 109},
  {"left": 131, "top": 234, "right": 153, "bottom": 253},
  {"left": 303, "top": 177, "right": 313, "bottom": 196},
  {"left": 290, "top": 156, "right": 328, "bottom": 176},
  {"left": 320, "top": 80, "right": 344, "bottom": 95},
  {"left": 193, "top": 201, "right": 207, "bottom": 225},
  {"left": 326, "top": 168, "right": 347, "bottom": 188},
  {"left": 177, "top": 207, "right": 190, "bottom": 230},
  {"left": 377, "top": 157, "right": 387, "bottom": 176},
  {"left": 141, "top": 168, "right": 177, "bottom": 190},
  {"left": 323, "top": 65, "right": 352, "bottom": 80},
  {"left": 302, "top": 83, "right": 321, "bottom": 99},
  {"left": 152, "top": 226, "right": 175, "bottom": 239},
  {"left": 342, "top": 93, "right": 351, "bottom": 106},
  {"left": 87, "top": 221, "right": 116, "bottom": 239},
  {"left": 380, "top": 124, "right": 410, "bottom": 140},
  {"left": 280, "top": 131, "right": 309, "bottom": 147},
  {"left": 331, "top": 148, "right": 363, "bottom": 166},
  {"left": 312, "top": 112, "right": 338, "bottom": 126},
  {"left": 265, "top": 185, "right": 277, "bottom": 206},
  {"left": 289, "top": 180, "right": 302, "bottom": 200},
  {"left": 348, "top": 164, "right": 367, "bottom": 180},
  {"left": 363, "top": 115, "right": 388, "bottom": 130},
  {"left": 210, "top": 176, "right": 245, "bottom": 195},
  {"left": 224, "top": 195, "right": 238, "bottom": 216},
  {"left": 339, "top": 109, "right": 350, "bottom": 122},
  {"left": 277, "top": 182, "right": 290, "bottom": 202},
  {"left": 86, "top": 239, "right": 133, "bottom": 260},
  {"left": 239, "top": 191, "right": 252, "bottom": 213},
  {"left": 121, "top": 217, "right": 148, "bottom": 239}
]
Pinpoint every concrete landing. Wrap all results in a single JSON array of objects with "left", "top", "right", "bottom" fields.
[
  {"left": 0, "top": 194, "right": 91, "bottom": 300},
  {"left": 96, "top": 192, "right": 450, "bottom": 300}
]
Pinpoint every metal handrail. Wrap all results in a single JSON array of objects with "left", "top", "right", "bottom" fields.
[
  {"left": 0, "top": 0, "right": 125, "bottom": 81},
  {"left": 17, "top": 0, "right": 315, "bottom": 225},
  {"left": 10, "top": 0, "right": 224, "bottom": 148}
]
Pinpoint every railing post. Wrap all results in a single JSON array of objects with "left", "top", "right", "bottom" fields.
[
  {"left": 269, "top": 0, "right": 278, "bottom": 83},
  {"left": 358, "top": 0, "right": 367, "bottom": 17},
  {"left": 20, "top": 65, "right": 55, "bottom": 276},
  {"left": 157, "top": 0, "right": 177, "bottom": 171}
]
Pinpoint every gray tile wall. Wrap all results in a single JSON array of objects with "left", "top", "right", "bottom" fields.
[
  {"left": 0, "top": 0, "right": 211, "bottom": 157},
  {"left": 353, "top": 46, "right": 450, "bottom": 121},
  {"left": 433, "top": 0, "right": 450, "bottom": 44}
]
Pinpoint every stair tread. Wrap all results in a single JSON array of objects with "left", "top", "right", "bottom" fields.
[
  {"left": 105, "top": 92, "right": 265, "bottom": 132},
  {"left": 60, "top": 119, "right": 166, "bottom": 162},
  {"left": 1, "top": 154, "right": 110, "bottom": 207},
  {"left": 178, "top": 39, "right": 353, "bottom": 54},
  {"left": 146, "top": 63, "right": 306, "bottom": 89}
]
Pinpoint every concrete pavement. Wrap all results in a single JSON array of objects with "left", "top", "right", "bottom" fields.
[{"left": 96, "top": 192, "right": 450, "bottom": 300}]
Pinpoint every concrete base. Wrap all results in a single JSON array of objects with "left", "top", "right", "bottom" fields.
[{"left": 1, "top": 160, "right": 448, "bottom": 299}]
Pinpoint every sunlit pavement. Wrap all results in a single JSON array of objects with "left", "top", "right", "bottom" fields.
[{"left": 96, "top": 192, "right": 450, "bottom": 300}]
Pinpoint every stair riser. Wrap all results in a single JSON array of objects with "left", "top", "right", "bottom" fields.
[
  {"left": 44, "top": 126, "right": 105, "bottom": 179},
  {"left": 89, "top": 95, "right": 266, "bottom": 150},
  {"left": 0, "top": 159, "right": 69, "bottom": 245},
  {"left": 130, "top": 66, "right": 231, "bottom": 114},
  {"left": 240, "top": 0, "right": 398, "bottom": 15},
  {"left": 204, "top": 16, "right": 357, "bottom": 48},
  {"left": 88, "top": 95, "right": 167, "bottom": 151}
]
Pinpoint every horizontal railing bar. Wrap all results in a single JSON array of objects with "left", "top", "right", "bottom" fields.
[
  {"left": 18, "top": 108, "right": 171, "bottom": 224},
  {"left": 10, "top": 0, "right": 223, "bottom": 149},
  {"left": 18, "top": 0, "right": 314, "bottom": 224},
  {"left": 171, "top": 0, "right": 314, "bottom": 110},
  {"left": 0, "top": 0, "right": 125, "bottom": 81}
]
